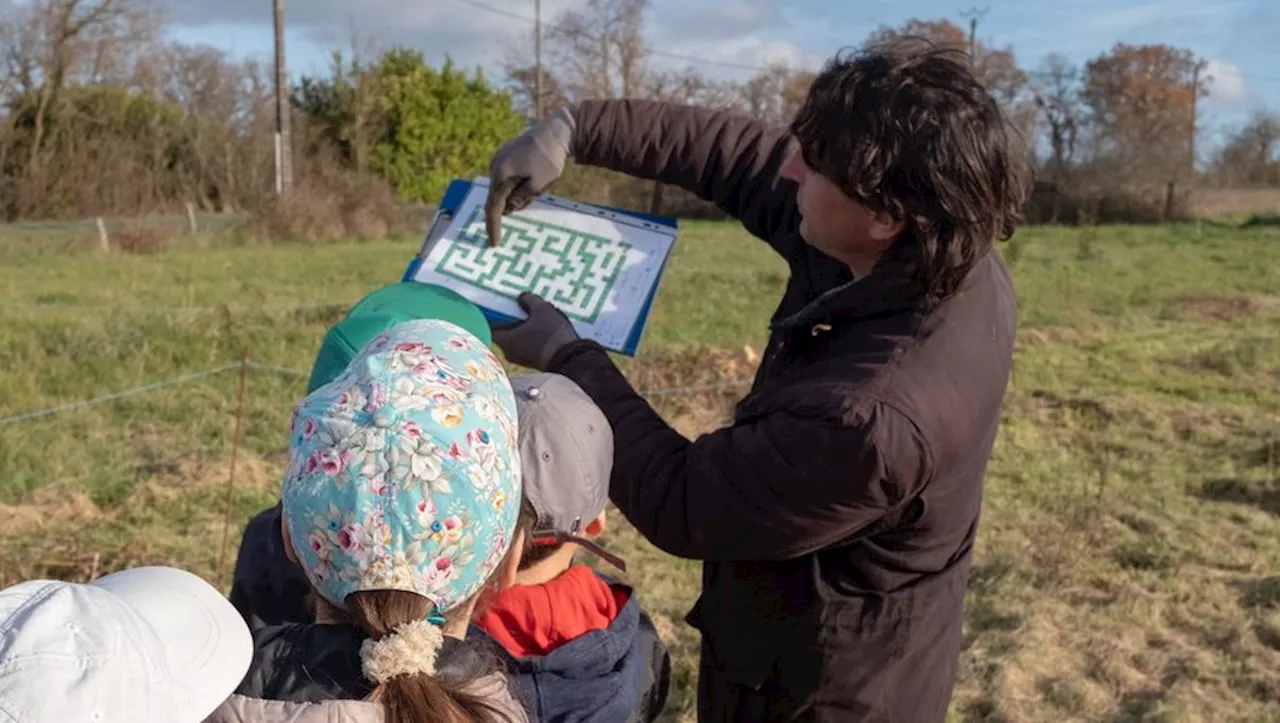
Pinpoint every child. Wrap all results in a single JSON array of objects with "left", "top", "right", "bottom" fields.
[
  {"left": 0, "top": 566, "right": 252, "bottom": 723},
  {"left": 207, "top": 319, "right": 529, "bottom": 723},
  {"left": 470, "top": 373, "right": 672, "bottom": 723},
  {"left": 230, "top": 281, "right": 492, "bottom": 629}
]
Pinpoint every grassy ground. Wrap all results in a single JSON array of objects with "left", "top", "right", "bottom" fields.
[{"left": 2, "top": 220, "right": 1279, "bottom": 722}]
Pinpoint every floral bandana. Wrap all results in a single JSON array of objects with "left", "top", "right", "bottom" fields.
[{"left": 281, "top": 318, "right": 522, "bottom": 615}]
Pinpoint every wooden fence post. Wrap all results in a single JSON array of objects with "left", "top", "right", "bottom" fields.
[{"left": 96, "top": 217, "right": 109, "bottom": 252}]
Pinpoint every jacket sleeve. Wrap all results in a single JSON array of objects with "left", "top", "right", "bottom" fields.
[
  {"left": 572, "top": 99, "right": 802, "bottom": 257},
  {"left": 549, "top": 342, "right": 934, "bottom": 562}
]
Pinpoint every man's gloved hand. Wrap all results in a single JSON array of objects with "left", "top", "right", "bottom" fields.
[
  {"left": 492, "top": 292, "right": 581, "bottom": 371},
  {"left": 484, "top": 106, "right": 576, "bottom": 246}
]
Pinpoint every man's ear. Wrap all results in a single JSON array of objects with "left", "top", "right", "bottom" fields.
[
  {"left": 280, "top": 515, "right": 299, "bottom": 564},
  {"left": 584, "top": 511, "right": 608, "bottom": 538},
  {"left": 867, "top": 210, "right": 906, "bottom": 247}
]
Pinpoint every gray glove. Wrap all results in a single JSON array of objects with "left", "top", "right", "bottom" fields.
[
  {"left": 484, "top": 106, "right": 576, "bottom": 246},
  {"left": 492, "top": 292, "right": 581, "bottom": 371}
]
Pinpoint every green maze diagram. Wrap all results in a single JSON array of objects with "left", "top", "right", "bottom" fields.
[{"left": 436, "top": 206, "right": 633, "bottom": 324}]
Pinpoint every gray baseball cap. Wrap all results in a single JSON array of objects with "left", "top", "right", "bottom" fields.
[{"left": 511, "top": 373, "right": 626, "bottom": 572}]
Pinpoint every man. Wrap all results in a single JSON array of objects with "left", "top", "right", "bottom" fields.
[{"left": 482, "top": 39, "right": 1031, "bottom": 722}]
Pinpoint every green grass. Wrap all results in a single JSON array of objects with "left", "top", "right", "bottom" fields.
[{"left": 2, "top": 220, "right": 1280, "bottom": 722}]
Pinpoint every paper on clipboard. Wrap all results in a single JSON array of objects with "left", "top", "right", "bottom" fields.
[{"left": 406, "top": 177, "right": 678, "bottom": 356}]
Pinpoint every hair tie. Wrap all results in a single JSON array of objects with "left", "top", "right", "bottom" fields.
[{"left": 359, "top": 618, "right": 445, "bottom": 683}]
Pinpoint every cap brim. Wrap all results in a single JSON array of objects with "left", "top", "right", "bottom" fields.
[{"left": 93, "top": 567, "right": 253, "bottom": 721}]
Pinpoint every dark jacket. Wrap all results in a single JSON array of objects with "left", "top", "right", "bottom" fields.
[
  {"left": 547, "top": 99, "right": 1018, "bottom": 722},
  {"left": 468, "top": 575, "right": 672, "bottom": 723},
  {"left": 229, "top": 502, "right": 312, "bottom": 631},
  {"left": 206, "top": 621, "right": 528, "bottom": 722}
]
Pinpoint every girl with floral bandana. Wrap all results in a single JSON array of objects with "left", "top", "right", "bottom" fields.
[{"left": 206, "top": 319, "right": 530, "bottom": 723}]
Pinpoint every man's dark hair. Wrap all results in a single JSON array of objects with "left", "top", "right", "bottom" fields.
[{"left": 789, "top": 37, "right": 1032, "bottom": 304}]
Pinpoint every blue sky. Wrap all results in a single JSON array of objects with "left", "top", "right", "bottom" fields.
[{"left": 166, "top": 0, "right": 1278, "bottom": 148}]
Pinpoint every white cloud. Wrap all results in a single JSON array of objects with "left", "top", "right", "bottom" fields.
[
  {"left": 165, "top": 0, "right": 587, "bottom": 71},
  {"left": 1202, "top": 58, "right": 1253, "bottom": 110},
  {"left": 165, "top": 0, "right": 829, "bottom": 82}
]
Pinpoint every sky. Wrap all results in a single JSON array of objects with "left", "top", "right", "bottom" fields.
[{"left": 163, "top": 0, "right": 1280, "bottom": 149}]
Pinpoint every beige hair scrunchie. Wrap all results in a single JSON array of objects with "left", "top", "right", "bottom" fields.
[{"left": 360, "top": 619, "right": 446, "bottom": 683}]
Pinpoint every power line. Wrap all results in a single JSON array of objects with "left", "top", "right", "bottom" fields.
[
  {"left": 454, "top": 0, "right": 1280, "bottom": 88},
  {"left": 450, "top": 0, "right": 780, "bottom": 72}
]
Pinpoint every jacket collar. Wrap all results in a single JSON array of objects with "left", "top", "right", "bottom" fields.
[{"left": 772, "top": 266, "right": 923, "bottom": 332}]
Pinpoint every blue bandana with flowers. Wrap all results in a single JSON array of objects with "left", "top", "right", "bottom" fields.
[{"left": 281, "top": 319, "right": 522, "bottom": 615}]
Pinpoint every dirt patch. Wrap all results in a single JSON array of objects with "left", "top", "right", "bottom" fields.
[
  {"left": 1178, "top": 295, "right": 1263, "bottom": 322},
  {"left": 0, "top": 452, "right": 278, "bottom": 538},
  {"left": 0, "top": 487, "right": 101, "bottom": 537},
  {"left": 140, "top": 451, "right": 279, "bottom": 501},
  {"left": 623, "top": 346, "right": 759, "bottom": 393},
  {"left": 669, "top": 403, "right": 733, "bottom": 439}
]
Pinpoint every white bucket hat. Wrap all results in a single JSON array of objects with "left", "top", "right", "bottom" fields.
[{"left": 0, "top": 566, "right": 253, "bottom": 723}]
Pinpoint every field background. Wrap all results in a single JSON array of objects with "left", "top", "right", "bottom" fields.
[{"left": 2, "top": 220, "right": 1279, "bottom": 722}]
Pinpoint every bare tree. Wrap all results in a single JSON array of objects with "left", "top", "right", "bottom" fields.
[
  {"left": 1031, "top": 53, "right": 1082, "bottom": 179},
  {"left": 736, "top": 63, "right": 814, "bottom": 125},
  {"left": 7, "top": 0, "right": 158, "bottom": 176},
  {"left": 504, "top": 0, "right": 652, "bottom": 107},
  {"left": 1208, "top": 110, "right": 1280, "bottom": 186}
]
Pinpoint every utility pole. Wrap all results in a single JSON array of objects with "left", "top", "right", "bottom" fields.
[
  {"left": 534, "top": 0, "right": 543, "bottom": 119},
  {"left": 1187, "top": 60, "right": 1206, "bottom": 233},
  {"left": 959, "top": 7, "right": 988, "bottom": 66},
  {"left": 1189, "top": 61, "right": 1205, "bottom": 180},
  {"left": 273, "top": 0, "right": 292, "bottom": 196}
]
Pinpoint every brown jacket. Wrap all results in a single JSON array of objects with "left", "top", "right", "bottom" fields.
[{"left": 546, "top": 99, "right": 1018, "bottom": 722}]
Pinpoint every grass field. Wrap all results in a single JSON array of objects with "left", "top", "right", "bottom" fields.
[{"left": 2, "top": 220, "right": 1279, "bottom": 722}]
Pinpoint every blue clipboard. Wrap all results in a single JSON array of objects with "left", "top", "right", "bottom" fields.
[{"left": 403, "top": 178, "right": 679, "bottom": 357}]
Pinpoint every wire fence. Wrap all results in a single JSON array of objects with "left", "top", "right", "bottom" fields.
[
  {"left": 0, "top": 212, "right": 248, "bottom": 234},
  {"left": 0, "top": 357, "right": 754, "bottom": 428}
]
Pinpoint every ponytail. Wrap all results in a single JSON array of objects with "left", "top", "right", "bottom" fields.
[{"left": 347, "top": 589, "right": 515, "bottom": 723}]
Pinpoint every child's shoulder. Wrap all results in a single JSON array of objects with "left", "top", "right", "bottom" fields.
[{"left": 242, "top": 623, "right": 372, "bottom": 703}]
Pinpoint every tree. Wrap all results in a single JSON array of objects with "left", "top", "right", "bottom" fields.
[
  {"left": 503, "top": 0, "right": 651, "bottom": 115},
  {"left": 294, "top": 48, "right": 386, "bottom": 174},
  {"left": 1030, "top": 53, "right": 1082, "bottom": 179},
  {"left": 2, "top": 83, "right": 187, "bottom": 218},
  {"left": 368, "top": 49, "right": 524, "bottom": 204},
  {"left": 1208, "top": 111, "right": 1280, "bottom": 186},
  {"left": 738, "top": 63, "right": 814, "bottom": 126},
  {"left": 1081, "top": 43, "right": 1207, "bottom": 187}
]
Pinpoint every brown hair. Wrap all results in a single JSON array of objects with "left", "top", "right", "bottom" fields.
[
  {"left": 789, "top": 37, "right": 1033, "bottom": 305},
  {"left": 344, "top": 590, "right": 512, "bottom": 723}
]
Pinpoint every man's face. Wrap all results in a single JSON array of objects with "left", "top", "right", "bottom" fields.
[{"left": 778, "top": 147, "right": 903, "bottom": 276}]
